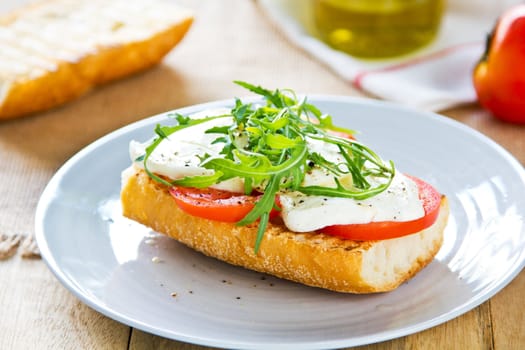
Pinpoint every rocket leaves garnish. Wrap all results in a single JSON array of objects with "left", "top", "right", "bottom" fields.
[{"left": 139, "top": 81, "right": 395, "bottom": 253}]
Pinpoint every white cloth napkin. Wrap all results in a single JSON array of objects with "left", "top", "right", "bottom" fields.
[{"left": 259, "top": 0, "right": 521, "bottom": 111}]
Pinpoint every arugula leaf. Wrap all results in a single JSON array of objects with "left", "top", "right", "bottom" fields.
[
  {"left": 265, "top": 134, "right": 301, "bottom": 149},
  {"left": 140, "top": 81, "right": 395, "bottom": 253},
  {"left": 171, "top": 171, "right": 224, "bottom": 188}
]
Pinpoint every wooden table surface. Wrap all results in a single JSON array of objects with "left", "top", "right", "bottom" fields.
[{"left": 1, "top": 0, "right": 524, "bottom": 349}]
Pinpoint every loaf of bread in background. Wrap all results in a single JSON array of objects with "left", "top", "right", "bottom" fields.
[
  {"left": 121, "top": 168, "right": 450, "bottom": 294},
  {"left": 0, "top": 0, "right": 193, "bottom": 120}
]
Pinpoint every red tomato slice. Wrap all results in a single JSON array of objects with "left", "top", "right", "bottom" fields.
[
  {"left": 320, "top": 175, "right": 442, "bottom": 240},
  {"left": 169, "top": 187, "right": 280, "bottom": 222},
  {"left": 170, "top": 175, "right": 441, "bottom": 241},
  {"left": 169, "top": 187, "right": 257, "bottom": 222}
]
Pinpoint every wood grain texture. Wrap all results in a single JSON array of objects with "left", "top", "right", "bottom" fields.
[
  {"left": 0, "top": 0, "right": 523, "bottom": 349},
  {"left": 0, "top": 257, "right": 130, "bottom": 349},
  {"left": 491, "top": 273, "right": 525, "bottom": 349},
  {"left": 130, "top": 330, "right": 218, "bottom": 350}
]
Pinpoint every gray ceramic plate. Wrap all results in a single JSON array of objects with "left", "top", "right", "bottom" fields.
[{"left": 36, "top": 96, "right": 525, "bottom": 350}]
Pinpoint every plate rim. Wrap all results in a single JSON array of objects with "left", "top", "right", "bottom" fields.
[{"left": 35, "top": 95, "right": 525, "bottom": 350}]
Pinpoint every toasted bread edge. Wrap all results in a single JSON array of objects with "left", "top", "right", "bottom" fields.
[{"left": 121, "top": 168, "right": 449, "bottom": 294}]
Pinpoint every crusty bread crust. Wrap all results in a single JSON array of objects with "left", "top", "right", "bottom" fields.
[
  {"left": 0, "top": 0, "right": 193, "bottom": 120},
  {"left": 121, "top": 168, "right": 449, "bottom": 293}
]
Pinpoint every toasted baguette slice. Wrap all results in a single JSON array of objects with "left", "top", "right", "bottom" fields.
[
  {"left": 0, "top": 0, "right": 193, "bottom": 120},
  {"left": 121, "top": 168, "right": 449, "bottom": 294}
]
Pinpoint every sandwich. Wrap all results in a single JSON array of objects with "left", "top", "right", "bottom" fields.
[{"left": 121, "top": 81, "right": 449, "bottom": 293}]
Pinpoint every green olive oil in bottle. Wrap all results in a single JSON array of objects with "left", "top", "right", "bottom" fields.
[{"left": 313, "top": 0, "right": 444, "bottom": 58}]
